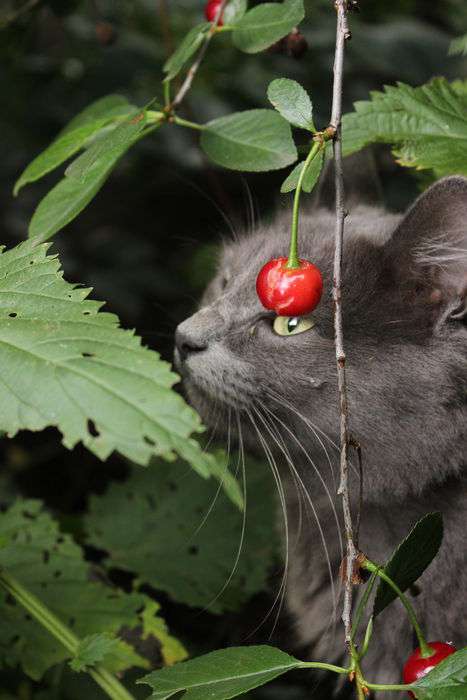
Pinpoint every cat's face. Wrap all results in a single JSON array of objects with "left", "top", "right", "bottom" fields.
[{"left": 174, "top": 178, "right": 467, "bottom": 502}]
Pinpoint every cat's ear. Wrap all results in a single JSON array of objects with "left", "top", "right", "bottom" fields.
[
  {"left": 386, "top": 176, "right": 467, "bottom": 323},
  {"left": 312, "top": 147, "right": 383, "bottom": 210}
]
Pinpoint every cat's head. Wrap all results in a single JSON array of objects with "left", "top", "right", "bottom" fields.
[{"left": 174, "top": 176, "right": 467, "bottom": 502}]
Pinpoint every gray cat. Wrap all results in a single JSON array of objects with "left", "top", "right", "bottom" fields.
[{"left": 174, "top": 172, "right": 467, "bottom": 697}]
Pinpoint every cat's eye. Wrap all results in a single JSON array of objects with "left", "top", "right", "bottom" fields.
[{"left": 273, "top": 315, "right": 315, "bottom": 336}]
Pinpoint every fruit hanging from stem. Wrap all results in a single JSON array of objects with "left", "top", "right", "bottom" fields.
[
  {"left": 256, "top": 257, "right": 323, "bottom": 317},
  {"left": 403, "top": 641, "right": 457, "bottom": 698}
]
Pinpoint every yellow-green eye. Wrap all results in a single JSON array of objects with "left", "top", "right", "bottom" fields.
[{"left": 273, "top": 315, "right": 315, "bottom": 336}]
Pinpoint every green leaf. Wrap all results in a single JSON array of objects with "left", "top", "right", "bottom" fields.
[
  {"left": 59, "top": 95, "right": 133, "bottom": 135},
  {"left": 373, "top": 513, "right": 443, "bottom": 617},
  {"left": 449, "top": 34, "right": 467, "bottom": 56},
  {"left": 0, "top": 238, "right": 220, "bottom": 476},
  {"left": 69, "top": 634, "right": 121, "bottom": 672},
  {"left": 163, "top": 23, "right": 210, "bottom": 81},
  {"left": 201, "top": 109, "right": 297, "bottom": 172},
  {"left": 280, "top": 149, "right": 324, "bottom": 193},
  {"left": 64, "top": 109, "right": 147, "bottom": 183},
  {"left": 85, "top": 457, "right": 277, "bottom": 613},
  {"left": 14, "top": 96, "right": 134, "bottom": 195},
  {"left": 267, "top": 79, "right": 314, "bottom": 131},
  {"left": 28, "top": 111, "right": 151, "bottom": 242},
  {"left": 224, "top": 0, "right": 248, "bottom": 25},
  {"left": 0, "top": 500, "right": 151, "bottom": 680},
  {"left": 232, "top": 0, "right": 304, "bottom": 54},
  {"left": 342, "top": 78, "right": 467, "bottom": 177},
  {"left": 412, "top": 648, "right": 467, "bottom": 699},
  {"left": 139, "top": 646, "right": 303, "bottom": 700},
  {"left": 142, "top": 601, "right": 188, "bottom": 666}
]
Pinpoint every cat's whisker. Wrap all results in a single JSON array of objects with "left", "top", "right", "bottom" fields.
[
  {"left": 252, "top": 404, "right": 339, "bottom": 632},
  {"left": 245, "top": 407, "right": 290, "bottom": 639},
  {"left": 260, "top": 402, "right": 344, "bottom": 562},
  {"left": 266, "top": 388, "right": 339, "bottom": 485},
  {"left": 201, "top": 410, "right": 248, "bottom": 613}
]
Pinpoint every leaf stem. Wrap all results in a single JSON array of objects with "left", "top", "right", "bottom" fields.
[
  {"left": 362, "top": 559, "right": 431, "bottom": 657},
  {"left": 0, "top": 569, "right": 135, "bottom": 700},
  {"left": 364, "top": 681, "right": 415, "bottom": 691},
  {"left": 287, "top": 141, "right": 321, "bottom": 269},
  {"left": 299, "top": 661, "right": 350, "bottom": 674},
  {"left": 351, "top": 569, "right": 378, "bottom": 641},
  {"left": 172, "top": 116, "right": 205, "bottom": 131}
]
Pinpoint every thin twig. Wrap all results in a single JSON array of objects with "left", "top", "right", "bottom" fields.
[
  {"left": 329, "top": 0, "right": 356, "bottom": 647},
  {"left": 171, "top": 0, "right": 229, "bottom": 109}
]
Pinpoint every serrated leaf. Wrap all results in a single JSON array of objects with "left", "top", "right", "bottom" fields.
[
  {"left": 0, "top": 500, "right": 149, "bottom": 680},
  {"left": 373, "top": 513, "right": 443, "bottom": 617},
  {"left": 412, "top": 648, "right": 467, "bottom": 699},
  {"left": 342, "top": 78, "right": 467, "bottom": 177},
  {"left": 64, "top": 109, "right": 147, "bottom": 183},
  {"left": 14, "top": 96, "right": 134, "bottom": 195},
  {"left": 280, "top": 149, "right": 324, "bottom": 193},
  {"left": 139, "top": 646, "right": 303, "bottom": 700},
  {"left": 142, "top": 601, "right": 188, "bottom": 666},
  {"left": 0, "top": 238, "right": 221, "bottom": 477},
  {"left": 232, "top": 0, "right": 304, "bottom": 54},
  {"left": 70, "top": 634, "right": 121, "bottom": 672},
  {"left": 163, "top": 23, "right": 210, "bottom": 81},
  {"left": 267, "top": 79, "right": 314, "bottom": 130},
  {"left": 85, "top": 457, "right": 277, "bottom": 613},
  {"left": 224, "top": 0, "right": 248, "bottom": 25},
  {"left": 201, "top": 109, "right": 297, "bottom": 172}
]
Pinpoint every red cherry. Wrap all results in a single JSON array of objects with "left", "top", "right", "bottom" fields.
[
  {"left": 204, "top": 0, "right": 224, "bottom": 25},
  {"left": 403, "top": 642, "right": 457, "bottom": 697},
  {"left": 256, "top": 257, "right": 323, "bottom": 317}
]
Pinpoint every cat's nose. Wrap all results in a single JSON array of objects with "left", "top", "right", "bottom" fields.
[{"left": 175, "top": 322, "right": 208, "bottom": 361}]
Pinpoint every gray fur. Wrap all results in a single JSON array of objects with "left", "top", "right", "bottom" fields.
[{"left": 174, "top": 176, "right": 467, "bottom": 696}]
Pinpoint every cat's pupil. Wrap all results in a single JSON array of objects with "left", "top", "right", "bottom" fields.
[{"left": 287, "top": 317, "right": 299, "bottom": 333}]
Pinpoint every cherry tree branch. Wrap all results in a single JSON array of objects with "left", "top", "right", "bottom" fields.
[
  {"left": 329, "top": 0, "right": 356, "bottom": 647},
  {"left": 171, "top": 0, "right": 229, "bottom": 109}
]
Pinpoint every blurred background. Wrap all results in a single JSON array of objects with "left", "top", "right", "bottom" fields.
[{"left": 0, "top": 1, "right": 466, "bottom": 698}]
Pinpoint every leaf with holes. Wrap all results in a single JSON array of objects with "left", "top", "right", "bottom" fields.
[
  {"left": 0, "top": 238, "right": 236, "bottom": 486},
  {"left": 85, "top": 457, "right": 277, "bottom": 613},
  {"left": 201, "top": 110, "right": 297, "bottom": 172},
  {"left": 139, "top": 646, "right": 305, "bottom": 700},
  {"left": 373, "top": 513, "right": 443, "bottom": 617},
  {"left": 342, "top": 78, "right": 467, "bottom": 177},
  {"left": 232, "top": 0, "right": 304, "bottom": 54},
  {"left": 0, "top": 499, "right": 156, "bottom": 680},
  {"left": 14, "top": 95, "right": 135, "bottom": 196}
]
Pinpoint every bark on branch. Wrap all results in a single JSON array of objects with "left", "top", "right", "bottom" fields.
[{"left": 329, "top": 0, "right": 357, "bottom": 647}]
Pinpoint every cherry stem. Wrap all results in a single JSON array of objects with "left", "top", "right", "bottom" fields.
[
  {"left": 362, "top": 559, "right": 432, "bottom": 658},
  {"left": 287, "top": 140, "right": 322, "bottom": 269}
]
